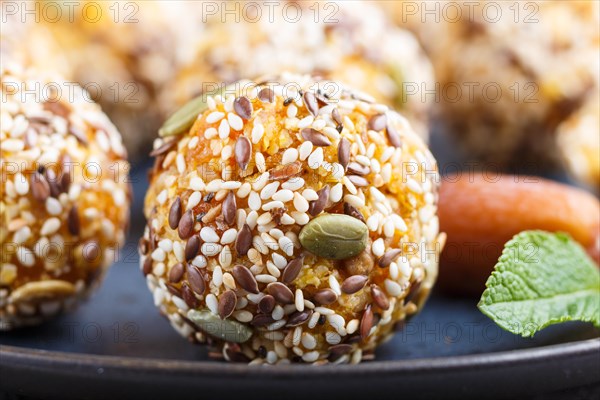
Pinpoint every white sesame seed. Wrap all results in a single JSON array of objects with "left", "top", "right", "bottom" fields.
[
  {"left": 221, "top": 228, "right": 237, "bottom": 244},
  {"left": 254, "top": 151, "right": 266, "bottom": 173},
  {"left": 201, "top": 243, "right": 222, "bottom": 257},
  {"left": 222, "top": 181, "right": 242, "bottom": 190},
  {"left": 206, "top": 294, "right": 218, "bottom": 315},
  {"left": 356, "top": 155, "right": 371, "bottom": 166},
  {"left": 385, "top": 279, "right": 403, "bottom": 296},
  {"left": 206, "top": 111, "right": 224, "bottom": 124},
  {"left": 301, "top": 189, "right": 319, "bottom": 201},
  {"left": 295, "top": 289, "right": 304, "bottom": 312},
  {"left": 218, "top": 119, "right": 230, "bottom": 139},
  {"left": 372, "top": 238, "right": 385, "bottom": 257},
  {"left": 344, "top": 194, "right": 364, "bottom": 209},
  {"left": 255, "top": 274, "right": 277, "bottom": 283},
  {"left": 308, "top": 312, "right": 321, "bottom": 329},
  {"left": 228, "top": 112, "right": 244, "bottom": 131},
  {"left": 205, "top": 179, "right": 223, "bottom": 192},
  {"left": 256, "top": 212, "right": 273, "bottom": 225},
  {"left": 330, "top": 183, "right": 343, "bottom": 203},
  {"left": 187, "top": 191, "right": 202, "bottom": 210},
  {"left": 329, "top": 275, "right": 341, "bottom": 295},
  {"left": 369, "top": 187, "right": 386, "bottom": 203},
  {"left": 233, "top": 310, "right": 253, "bottom": 323},
  {"left": 266, "top": 261, "right": 281, "bottom": 278},
  {"left": 188, "top": 177, "right": 204, "bottom": 191},
  {"left": 212, "top": 266, "right": 223, "bottom": 287},
  {"left": 223, "top": 272, "right": 236, "bottom": 289},
  {"left": 13, "top": 226, "right": 31, "bottom": 244},
  {"left": 346, "top": 319, "right": 359, "bottom": 335},
  {"left": 280, "top": 213, "right": 295, "bottom": 225},
  {"left": 200, "top": 227, "right": 219, "bottom": 243},
  {"left": 380, "top": 147, "right": 394, "bottom": 162},
  {"left": 151, "top": 248, "right": 166, "bottom": 262},
  {"left": 399, "top": 257, "right": 412, "bottom": 278},
  {"left": 281, "top": 177, "right": 305, "bottom": 191},
  {"left": 328, "top": 314, "right": 346, "bottom": 334},
  {"left": 278, "top": 236, "right": 294, "bottom": 256},
  {"left": 261, "top": 232, "right": 279, "bottom": 250},
  {"left": 207, "top": 96, "right": 217, "bottom": 110},
  {"left": 270, "top": 253, "right": 286, "bottom": 269},
  {"left": 245, "top": 192, "right": 260, "bottom": 212},
  {"left": 269, "top": 228, "right": 284, "bottom": 240},
  {"left": 45, "top": 197, "right": 62, "bottom": 215},
  {"left": 224, "top": 95, "right": 234, "bottom": 112},
  {"left": 384, "top": 220, "right": 395, "bottom": 237},
  {"left": 302, "top": 351, "right": 319, "bottom": 363},
  {"left": 322, "top": 126, "right": 340, "bottom": 141},
  {"left": 17, "top": 246, "right": 35, "bottom": 267},
  {"left": 308, "top": 147, "right": 323, "bottom": 169},
  {"left": 251, "top": 122, "right": 265, "bottom": 144},
  {"left": 312, "top": 118, "right": 326, "bottom": 131},
  {"left": 40, "top": 218, "right": 60, "bottom": 236},
  {"left": 173, "top": 241, "right": 185, "bottom": 262},
  {"left": 246, "top": 210, "right": 258, "bottom": 229},
  {"left": 266, "top": 351, "right": 278, "bottom": 364},
  {"left": 271, "top": 189, "right": 293, "bottom": 203},
  {"left": 262, "top": 200, "right": 284, "bottom": 211},
  {"left": 247, "top": 249, "right": 262, "bottom": 267},
  {"left": 188, "top": 136, "right": 200, "bottom": 149},
  {"left": 298, "top": 115, "right": 314, "bottom": 129},
  {"left": 282, "top": 148, "right": 299, "bottom": 165},
  {"left": 290, "top": 211, "right": 309, "bottom": 225},
  {"left": 342, "top": 176, "right": 357, "bottom": 195},
  {"left": 330, "top": 163, "right": 344, "bottom": 181},
  {"left": 158, "top": 239, "right": 173, "bottom": 252},
  {"left": 298, "top": 141, "right": 313, "bottom": 161},
  {"left": 407, "top": 178, "right": 423, "bottom": 193},
  {"left": 252, "top": 172, "right": 269, "bottom": 191},
  {"left": 235, "top": 183, "right": 250, "bottom": 199},
  {"left": 221, "top": 144, "right": 233, "bottom": 160},
  {"left": 3, "top": 139, "right": 25, "bottom": 152},
  {"left": 326, "top": 331, "right": 342, "bottom": 345},
  {"left": 204, "top": 127, "right": 218, "bottom": 139},
  {"left": 287, "top": 104, "right": 298, "bottom": 118},
  {"left": 291, "top": 192, "right": 308, "bottom": 213},
  {"left": 192, "top": 255, "right": 207, "bottom": 268},
  {"left": 260, "top": 181, "right": 280, "bottom": 200},
  {"left": 390, "top": 261, "right": 399, "bottom": 280},
  {"left": 301, "top": 332, "right": 317, "bottom": 349},
  {"left": 14, "top": 173, "right": 29, "bottom": 195}
]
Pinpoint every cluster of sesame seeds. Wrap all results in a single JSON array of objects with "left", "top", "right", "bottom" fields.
[
  {"left": 0, "top": 63, "right": 130, "bottom": 330},
  {"left": 142, "top": 73, "right": 442, "bottom": 364}
]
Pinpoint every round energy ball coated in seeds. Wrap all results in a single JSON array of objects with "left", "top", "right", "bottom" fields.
[
  {"left": 0, "top": 63, "right": 130, "bottom": 330},
  {"left": 141, "top": 73, "right": 442, "bottom": 364}
]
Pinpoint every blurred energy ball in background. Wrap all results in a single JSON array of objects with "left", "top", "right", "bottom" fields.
[
  {"left": 162, "top": 1, "right": 434, "bottom": 141},
  {"left": 2, "top": 1, "right": 434, "bottom": 160},
  {"left": 380, "top": 0, "right": 599, "bottom": 173}
]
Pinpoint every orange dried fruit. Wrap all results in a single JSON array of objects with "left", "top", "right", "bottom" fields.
[{"left": 438, "top": 172, "right": 600, "bottom": 296}]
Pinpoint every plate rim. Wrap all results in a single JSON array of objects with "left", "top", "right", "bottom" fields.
[{"left": 2, "top": 337, "right": 599, "bottom": 376}]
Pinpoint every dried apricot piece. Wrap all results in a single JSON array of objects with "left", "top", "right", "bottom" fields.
[{"left": 438, "top": 172, "right": 600, "bottom": 295}]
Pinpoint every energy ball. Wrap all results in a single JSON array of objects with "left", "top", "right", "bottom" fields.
[
  {"left": 0, "top": 63, "right": 130, "bottom": 330},
  {"left": 141, "top": 74, "right": 443, "bottom": 364},
  {"left": 384, "top": 0, "right": 599, "bottom": 169},
  {"left": 557, "top": 98, "right": 600, "bottom": 192},
  {"left": 163, "top": 0, "right": 434, "bottom": 139},
  {"left": 2, "top": 1, "right": 198, "bottom": 159}
]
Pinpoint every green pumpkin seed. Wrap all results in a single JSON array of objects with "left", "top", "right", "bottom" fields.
[
  {"left": 299, "top": 213, "right": 368, "bottom": 260},
  {"left": 187, "top": 309, "right": 253, "bottom": 343},
  {"left": 159, "top": 85, "right": 231, "bottom": 138}
]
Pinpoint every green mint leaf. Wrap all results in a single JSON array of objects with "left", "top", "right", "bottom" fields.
[{"left": 478, "top": 230, "right": 600, "bottom": 337}]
